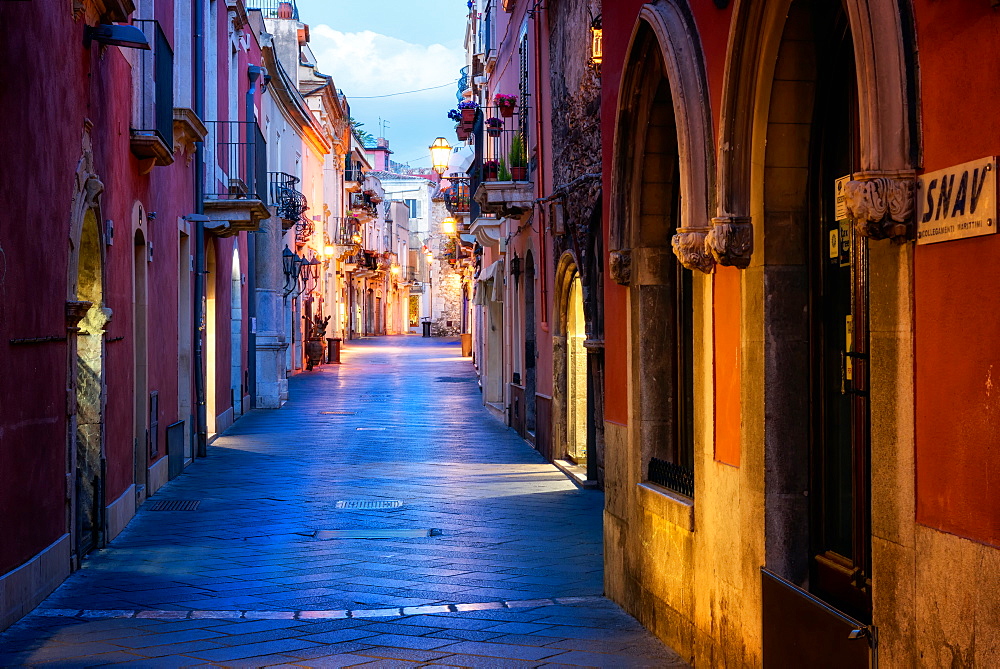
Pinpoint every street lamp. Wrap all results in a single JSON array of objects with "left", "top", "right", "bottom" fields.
[
  {"left": 441, "top": 217, "right": 457, "bottom": 235},
  {"left": 429, "top": 137, "right": 452, "bottom": 176},
  {"left": 282, "top": 246, "right": 301, "bottom": 297}
]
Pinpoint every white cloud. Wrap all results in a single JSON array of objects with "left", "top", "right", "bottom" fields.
[{"left": 309, "top": 25, "right": 465, "bottom": 99}]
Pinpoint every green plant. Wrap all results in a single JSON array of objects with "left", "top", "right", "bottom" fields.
[
  {"left": 498, "top": 157, "right": 512, "bottom": 181},
  {"left": 508, "top": 133, "right": 527, "bottom": 168}
]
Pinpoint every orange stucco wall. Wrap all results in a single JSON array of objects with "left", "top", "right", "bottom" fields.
[
  {"left": 714, "top": 266, "right": 741, "bottom": 466},
  {"left": 913, "top": 2, "right": 1000, "bottom": 546}
]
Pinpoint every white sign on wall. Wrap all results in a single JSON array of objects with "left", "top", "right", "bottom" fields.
[{"left": 916, "top": 156, "right": 997, "bottom": 245}]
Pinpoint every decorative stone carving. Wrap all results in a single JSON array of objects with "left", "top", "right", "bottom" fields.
[
  {"left": 844, "top": 174, "right": 915, "bottom": 241},
  {"left": 671, "top": 228, "right": 715, "bottom": 274},
  {"left": 609, "top": 249, "right": 632, "bottom": 286},
  {"left": 66, "top": 301, "right": 94, "bottom": 333},
  {"left": 705, "top": 216, "right": 753, "bottom": 269}
]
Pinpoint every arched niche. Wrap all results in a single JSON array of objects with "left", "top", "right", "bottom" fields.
[{"left": 609, "top": 0, "right": 716, "bottom": 280}]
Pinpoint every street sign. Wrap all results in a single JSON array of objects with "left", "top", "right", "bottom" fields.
[{"left": 916, "top": 157, "right": 997, "bottom": 245}]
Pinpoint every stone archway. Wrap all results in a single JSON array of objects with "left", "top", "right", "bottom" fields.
[{"left": 553, "top": 252, "right": 589, "bottom": 474}]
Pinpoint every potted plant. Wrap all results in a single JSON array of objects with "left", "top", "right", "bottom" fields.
[
  {"left": 498, "top": 157, "right": 512, "bottom": 181},
  {"left": 483, "top": 159, "right": 500, "bottom": 181},
  {"left": 508, "top": 132, "right": 528, "bottom": 181},
  {"left": 485, "top": 117, "right": 504, "bottom": 137},
  {"left": 456, "top": 124, "right": 470, "bottom": 142},
  {"left": 447, "top": 109, "right": 462, "bottom": 123},
  {"left": 495, "top": 93, "right": 517, "bottom": 118},
  {"left": 458, "top": 100, "right": 479, "bottom": 125}
]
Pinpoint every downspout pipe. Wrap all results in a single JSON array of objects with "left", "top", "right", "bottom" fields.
[
  {"left": 193, "top": 0, "right": 208, "bottom": 457},
  {"left": 246, "top": 65, "right": 262, "bottom": 409}
]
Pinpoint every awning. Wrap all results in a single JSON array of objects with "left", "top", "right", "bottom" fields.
[{"left": 476, "top": 258, "right": 504, "bottom": 303}]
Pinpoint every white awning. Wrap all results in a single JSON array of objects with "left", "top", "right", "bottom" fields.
[{"left": 476, "top": 259, "right": 505, "bottom": 303}]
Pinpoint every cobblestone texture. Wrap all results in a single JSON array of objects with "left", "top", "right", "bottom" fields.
[{"left": 1, "top": 336, "right": 685, "bottom": 667}]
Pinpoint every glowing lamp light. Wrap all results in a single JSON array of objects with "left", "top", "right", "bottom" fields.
[
  {"left": 590, "top": 16, "right": 603, "bottom": 66},
  {"left": 324, "top": 244, "right": 336, "bottom": 256},
  {"left": 441, "top": 218, "right": 457, "bottom": 234},
  {"left": 351, "top": 232, "right": 362, "bottom": 244},
  {"left": 429, "top": 137, "right": 452, "bottom": 176},
  {"left": 390, "top": 264, "right": 401, "bottom": 275}
]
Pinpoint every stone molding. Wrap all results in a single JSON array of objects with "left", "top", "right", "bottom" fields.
[
  {"left": 608, "top": 249, "right": 632, "bottom": 286},
  {"left": 706, "top": 216, "right": 753, "bottom": 269},
  {"left": 671, "top": 228, "right": 715, "bottom": 274},
  {"left": 844, "top": 172, "right": 915, "bottom": 241}
]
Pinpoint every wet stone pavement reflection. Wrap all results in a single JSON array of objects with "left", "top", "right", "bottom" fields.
[{"left": 1, "top": 336, "right": 686, "bottom": 668}]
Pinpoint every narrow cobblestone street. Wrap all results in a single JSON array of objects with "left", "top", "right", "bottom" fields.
[{"left": 1, "top": 337, "right": 684, "bottom": 668}]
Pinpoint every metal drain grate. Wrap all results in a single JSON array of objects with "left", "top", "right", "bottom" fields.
[
  {"left": 319, "top": 411, "right": 356, "bottom": 415},
  {"left": 302, "top": 528, "right": 441, "bottom": 540},
  {"left": 148, "top": 500, "right": 200, "bottom": 511},
  {"left": 335, "top": 500, "right": 404, "bottom": 510}
]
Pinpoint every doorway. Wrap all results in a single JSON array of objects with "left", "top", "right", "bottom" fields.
[
  {"left": 566, "top": 272, "right": 587, "bottom": 465},
  {"left": 133, "top": 228, "right": 149, "bottom": 495},
  {"left": 75, "top": 211, "right": 106, "bottom": 556},
  {"left": 523, "top": 252, "right": 536, "bottom": 436},
  {"left": 205, "top": 240, "right": 217, "bottom": 436},
  {"left": 230, "top": 248, "right": 242, "bottom": 418}
]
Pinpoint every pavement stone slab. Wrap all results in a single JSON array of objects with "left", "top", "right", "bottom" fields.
[{"left": 2, "top": 337, "right": 684, "bottom": 669}]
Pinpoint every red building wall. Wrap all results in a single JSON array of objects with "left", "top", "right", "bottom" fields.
[{"left": 912, "top": 2, "right": 1000, "bottom": 547}]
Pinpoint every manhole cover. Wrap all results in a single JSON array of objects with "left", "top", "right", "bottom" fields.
[
  {"left": 148, "top": 500, "right": 200, "bottom": 511},
  {"left": 302, "top": 528, "right": 441, "bottom": 540},
  {"left": 436, "top": 377, "right": 474, "bottom": 383},
  {"left": 319, "top": 411, "right": 356, "bottom": 415},
  {"left": 335, "top": 500, "right": 403, "bottom": 510}
]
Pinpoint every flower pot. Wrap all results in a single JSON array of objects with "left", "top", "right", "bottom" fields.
[
  {"left": 487, "top": 127, "right": 502, "bottom": 138},
  {"left": 456, "top": 126, "right": 470, "bottom": 142},
  {"left": 499, "top": 105, "right": 515, "bottom": 118},
  {"left": 510, "top": 166, "right": 527, "bottom": 181},
  {"left": 461, "top": 108, "right": 477, "bottom": 124}
]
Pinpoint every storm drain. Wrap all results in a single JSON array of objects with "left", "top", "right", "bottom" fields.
[
  {"left": 335, "top": 500, "right": 403, "bottom": 510},
  {"left": 302, "top": 528, "right": 441, "bottom": 540},
  {"left": 148, "top": 500, "right": 200, "bottom": 511}
]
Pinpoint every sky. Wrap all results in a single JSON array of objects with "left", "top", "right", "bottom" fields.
[{"left": 295, "top": 0, "right": 469, "bottom": 169}]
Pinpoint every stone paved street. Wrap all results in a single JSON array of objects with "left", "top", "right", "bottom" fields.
[{"left": 0, "top": 336, "right": 685, "bottom": 668}]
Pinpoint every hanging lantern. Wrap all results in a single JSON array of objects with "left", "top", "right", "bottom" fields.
[{"left": 590, "top": 15, "right": 603, "bottom": 66}]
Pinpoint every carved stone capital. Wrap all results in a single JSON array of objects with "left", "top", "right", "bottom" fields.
[
  {"left": 609, "top": 249, "right": 632, "bottom": 286},
  {"left": 66, "top": 301, "right": 93, "bottom": 333},
  {"left": 671, "top": 228, "right": 715, "bottom": 274},
  {"left": 84, "top": 175, "right": 104, "bottom": 208},
  {"left": 706, "top": 216, "right": 753, "bottom": 269},
  {"left": 844, "top": 173, "right": 915, "bottom": 241}
]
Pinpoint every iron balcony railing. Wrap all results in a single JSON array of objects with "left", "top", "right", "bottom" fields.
[
  {"left": 648, "top": 457, "right": 694, "bottom": 498},
  {"left": 349, "top": 191, "right": 378, "bottom": 214},
  {"left": 269, "top": 172, "right": 307, "bottom": 221},
  {"left": 246, "top": 0, "right": 298, "bottom": 19},
  {"left": 444, "top": 178, "right": 471, "bottom": 215},
  {"left": 345, "top": 156, "right": 365, "bottom": 183},
  {"left": 295, "top": 215, "right": 314, "bottom": 245},
  {"left": 469, "top": 105, "right": 531, "bottom": 208},
  {"left": 204, "top": 120, "right": 267, "bottom": 202},
  {"left": 333, "top": 217, "right": 361, "bottom": 246},
  {"left": 131, "top": 19, "right": 173, "bottom": 146}
]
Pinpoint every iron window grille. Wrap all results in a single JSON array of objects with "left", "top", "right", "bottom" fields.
[
  {"left": 648, "top": 457, "right": 695, "bottom": 498},
  {"left": 204, "top": 120, "right": 267, "bottom": 202},
  {"left": 131, "top": 19, "right": 173, "bottom": 147}
]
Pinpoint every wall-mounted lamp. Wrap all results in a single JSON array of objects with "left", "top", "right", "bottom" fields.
[
  {"left": 429, "top": 137, "right": 452, "bottom": 176},
  {"left": 282, "top": 245, "right": 301, "bottom": 297},
  {"left": 441, "top": 218, "right": 457, "bottom": 235},
  {"left": 590, "top": 15, "right": 603, "bottom": 66},
  {"left": 84, "top": 24, "right": 151, "bottom": 50}
]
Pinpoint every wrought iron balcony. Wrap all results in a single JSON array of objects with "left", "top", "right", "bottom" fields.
[
  {"left": 269, "top": 172, "right": 307, "bottom": 227},
  {"left": 444, "top": 178, "right": 472, "bottom": 215},
  {"left": 130, "top": 19, "right": 174, "bottom": 170},
  {"left": 246, "top": 0, "right": 298, "bottom": 19},
  {"left": 345, "top": 156, "right": 365, "bottom": 191},
  {"left": 295, "top": 215, "right": 315, "bottom": 246},
  {"left": 332, "top": 217, "right": 362, "bottom": 246},
  {"left": 469, "top": 105, "right": 534, "bottom": 217},
  {"left": 202, "top": 120, "right": 269, "bottom": 236}
]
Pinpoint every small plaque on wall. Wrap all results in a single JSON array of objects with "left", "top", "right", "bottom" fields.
[{"left": 916, "top": 156, "right": 997, "bottom": 245}]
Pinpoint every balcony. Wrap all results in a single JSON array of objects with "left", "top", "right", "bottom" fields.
[
  {"left": 246, "top": 0, "right": 298, "bottom": 19},
  {"left": 333, "top": 217, "right": 362, "bottom": 247},
  {"left": 349, "top": 191, "right": 379, "bottom": 220},
  {"left": 203, "top": 120, "right": 269, "bottom": 236},
  {"left": 345, "top": 156, "right": 365, "bottom": 192},
  {"left": 269, "top": 172, "right": 307, "bottom": 230},
  {"left": 130, "top": 19, "right": 174, "bottom": 172},
  {"left": 295, "top": 215, "right": 315, "bottom": 246},
  {"left": 444, "top": 178, "right": 472, "bottom": 217},
  {"left": 470, "top": 106, "right": 534, "bottom": 218}
]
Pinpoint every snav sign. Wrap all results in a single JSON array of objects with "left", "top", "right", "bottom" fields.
[{"left": 916, "top": 156, "right": 997, "bottom": 244}]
